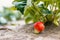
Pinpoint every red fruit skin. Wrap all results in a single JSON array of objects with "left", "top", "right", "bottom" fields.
[{"left": 34, "top": 22, "right": 45, "bottom": 32}]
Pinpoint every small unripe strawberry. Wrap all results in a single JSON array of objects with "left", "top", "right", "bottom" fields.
[{"left": 34, "top": 22, "right": 45, "bottom": 34}]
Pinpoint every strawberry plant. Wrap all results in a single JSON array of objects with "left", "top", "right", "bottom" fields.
[{"left": 24, "top": 0, "right": 60, "bottom": 26}]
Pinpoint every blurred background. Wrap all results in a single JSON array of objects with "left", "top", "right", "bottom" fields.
[{"left": 0, "top": 0, "right": 25, "bottom": 25}]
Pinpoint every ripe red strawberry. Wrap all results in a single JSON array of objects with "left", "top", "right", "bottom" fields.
[{"left": 34, "top": 22, "right": 45, "bottom": 33}]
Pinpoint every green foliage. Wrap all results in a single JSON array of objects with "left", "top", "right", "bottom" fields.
[
  {"left": 13, "top": 0, "right": 27, "bottom": 14},
  {"left": 24, "top": 0, "right": 60, "bottom": 26},
  {"left": 0, "top": 7, "right": 22, "bottom": 25},
  {"left": 24, "top": 3, "right": 47, "bottom": 23},
  {"left": 25, "top": 14, "right": 33, "bottom": 23}
]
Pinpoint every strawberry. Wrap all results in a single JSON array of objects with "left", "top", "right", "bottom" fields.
[{"left": 34, "top": 22, "right": 45, "bottom": 34}]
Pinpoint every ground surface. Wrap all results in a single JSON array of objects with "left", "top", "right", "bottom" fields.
[{"left": 0, "top": 20, "right": 60, "bottom": 40}]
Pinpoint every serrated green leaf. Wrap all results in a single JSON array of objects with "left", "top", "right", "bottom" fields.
[
  {"left": 24, "top": 7, "right": 30, "bottom": 17},
  {"left": 56, "top": 13, "right": 60, "bottom": 18},
  {"left": 53, "top": 20, "right": 59, "bottom": 26},
  {"left": 25, "top": 16, "right": 32, "bottom": 24}
]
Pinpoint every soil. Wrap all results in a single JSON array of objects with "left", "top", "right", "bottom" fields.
[{"left": 0, "top": 21, "right": 60, "bottom": 40}]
